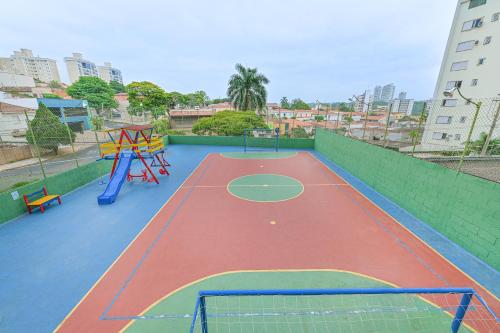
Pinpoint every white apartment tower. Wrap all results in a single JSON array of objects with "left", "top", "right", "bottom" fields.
[
  {"left": 353, "top": 90, "right": 373, "bottom": 113},
  {"left": 64, "top": 53, "right": 99, "bottom": 83},
  {"left": 373, "top": 85, "right": 382, "bottom": 101},
  {"left": 380, "top": 84, "right": 395, "bottom": 102},
  {"left": 0, "top": 49, "right": 61, "bottom": 83},
  {"left": 97, "top": 62, "right": 123, "bottom": 84},
  {"left": 422, "top": 0, "right": 500, "bottom": 150}
]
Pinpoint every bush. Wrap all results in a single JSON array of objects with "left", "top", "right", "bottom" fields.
[
  {"left": 165, "top": 129, "right": 187, "bottom": 135},
  {"left": 291, "top": 127, "right": 310, "bottom": 138},
  {"left": 192, "top": 110, "right": 266, "bottom": 136},
  {"left": 152, "top": 118, "right": 170, "bottom": 135}
]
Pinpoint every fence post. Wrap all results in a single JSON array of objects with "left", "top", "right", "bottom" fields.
[
  {"left": 480, "top": 101, "right": 500, "bottom": 156},
  {"left": 24, "top": 110, "right": 47, "bottom": 180},
  {"left": 457, "top": 102, "right": 481, "bottom": 172},
  {"left": 411, "top": 102, "right": 427, "bottom": 156},
  {"left": 200, "top": 296, "right": 208, "bottom": 333},
  {"left": 451, "top": 292, "right": 472, "bottom": 333},
  {"left": 383, "top": 102, "right": 393, "bottom": 148},
  {"left": 61, "top": 108, "right": 79, "bottom": 167}
]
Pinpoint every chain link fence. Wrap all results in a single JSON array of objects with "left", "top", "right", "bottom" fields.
[
  {"left": 318, "top": 97, "right": 500, "bottom": 183},
  {"left": 0, "top": 108, "right": 107, "bottom": 192}
]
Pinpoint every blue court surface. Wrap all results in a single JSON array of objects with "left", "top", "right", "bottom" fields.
[{"left": 0, "top": 145, "right": 498, "bottom": 332}]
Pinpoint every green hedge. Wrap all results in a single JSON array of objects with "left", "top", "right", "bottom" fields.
[
  {"left": 315, "top": 128, "right": 500, "bottom": 270},
  {"left": 0, "top": 160, "right": 111, "bottom": 224},
  {"left": 167, "top": 135, "right": 314, "bottom": 149}
]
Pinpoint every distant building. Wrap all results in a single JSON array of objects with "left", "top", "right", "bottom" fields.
[
  {"left": 373, "top": 85, "right": 382, "bottom": 101},
  {"left": 0, "top": 72, "right": 35, "bottom": 89},
  {"left": 97, "top": 62, "right": 123, "bottom": 84},
  {"left": 353, "top": 90, "right": 373, "bottom": 113},
  {"left": 398, "top": 91, "right": 407, "bottom": 99},
  {"left": 37, "top": 98, "right": 91, "bottom": 132},
  {"left": 380, "top": 84, "right": 395, "bottom": 102},
  {"left": 0, "top": 93, "right": 37, "bottom": 142},
  {"left": 422, "top": 0, "right": 500, "bottom": 150},
  {"left": 391, "top": 99, "right": 415, "bottom": 116},
  {"left": 64, "top": 53, "right": 99, "bottom": 83},
  {"left": 0, "top": 49, "right": 61, "bottom": 83}
]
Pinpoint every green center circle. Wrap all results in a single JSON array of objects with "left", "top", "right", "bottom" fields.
[{"left": 228, "top": 174, "right": 304, "bottom": 202}]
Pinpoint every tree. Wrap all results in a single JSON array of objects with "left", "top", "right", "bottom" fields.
[
  {"left": 67, "top": 77, "right": 118, "bottom": 113},
  {"left": 227, "top": 64, "right": 269, "bottom": 111},
  {"left": 290, "top": 98, "right": 311, "bottom": 110},
  {"left": 339, "top": 102, "right": 354, "bottom": 112},
  {"left": 192, "top": 110, "right": 266, "bottom": 136},
  {"left": 467, "top": 132, "right": 500, "bottom": 155},
  {"left": 152, "top": 118, "right": 170, "bottom": 135},
  {"left": 209, "top": 97, "right": 230, "bottom": 104},
  {"left": 48, "top": 80, "right": 62, "bottom": 89},
  {"left": 170, "top": 91, "right": 189, "bottom": 108},
  {"left": 26, "top": 103, "right": 76, "bottom": 154},
  {"left": 291, "top": 127, "right": 309, "bottom": 138},
  {"left": 42, "top": 93, "right": 62, "bottom": 99},
  {"left": 109, "top": 80, "right": 126, "bottom": 93},
  {"left": 315, "top": 115, "right": 324, "bottom": 122},
  {"left": 126, "top": 81, "right": 172, "bottom": 119},
  {"left": 280, "top": 97, "right": 290, "bottom": 109}
]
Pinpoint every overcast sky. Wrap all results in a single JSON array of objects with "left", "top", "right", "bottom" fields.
[{"left": 1, "top": 0, "right": 457, "bottom": 102}]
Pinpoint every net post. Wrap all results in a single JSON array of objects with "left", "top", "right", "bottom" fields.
[
  {"left": 243, "top": 129, "right": 247, "bottom": 152},
  {"left": 451, "top": 292, "right": 473, "bottom": 333},
  {"left": 275, "top": 127, "right": 279, "bottom": 152},
  {"left": 200, "top": 295, "right": 208, "bottom": 333}
]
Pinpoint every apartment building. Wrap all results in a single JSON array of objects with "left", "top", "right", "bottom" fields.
[
  {"left": 97, "top": 62, "right": 123, "bottom": 84},
  {"left": 373, "top": 86, "right": 382, "bottom": 102},
  {"left": 391, "top": 98, "right": 415, "bottom": 116},
  {"left": 0, "top": 49, "right": 61, "bottom": 83},
  {"left": 380, "top": 83, "right": 395, "bottom": 102},
  {"left": 422, "top": 0, "right": 500, "bottom": 150},
  {"left": 64, "top": 53, "right": 99, "bottom": 83},
  {"left": 353, "top": 90, "right": 373, "bottom": 113}
]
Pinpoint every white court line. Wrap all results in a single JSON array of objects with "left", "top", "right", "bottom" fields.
[{"left": 183, "top": 183, "right": 350, "bottom": 188}]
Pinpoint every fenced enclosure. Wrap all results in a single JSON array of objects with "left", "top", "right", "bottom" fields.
[
  {"left": 243, "top": 128, "right": 279, "bottom": 152},
  {"left": 190, "top": 288, "right": 499, "bottom": 333}
]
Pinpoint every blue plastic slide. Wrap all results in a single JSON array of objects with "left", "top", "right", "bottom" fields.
[{"left": 97, "top": 153, "right": 135, "bottom": 205}]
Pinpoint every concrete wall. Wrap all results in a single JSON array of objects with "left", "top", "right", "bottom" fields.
[
  {"left": 0, "top": 144, "right": 33, "bottom": 164},
  {"left": 315, "top": 128, "right": 500, "bottom": 270}
]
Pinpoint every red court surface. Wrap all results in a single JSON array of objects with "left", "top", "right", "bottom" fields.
[{"left": 56, "top": 152, "right": 500, "bottom": 332}]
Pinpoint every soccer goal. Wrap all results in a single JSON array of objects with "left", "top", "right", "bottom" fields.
[
  {"left": 243, "top": 128, "right": 279, "bottom": 152},
  {"left": 190, "top": 288, "right": 499, "bottom": 333}
]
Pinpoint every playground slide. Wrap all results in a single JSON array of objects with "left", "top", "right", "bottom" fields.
[{"left": 97, "top": 154, "right": 134, "bottom": 205}]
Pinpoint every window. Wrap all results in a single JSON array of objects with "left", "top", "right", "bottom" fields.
[
  {"left": 493, "top": 13, "right": 499, "bottom": 22},
  {"left": 456, "top": 40, "right": 476, "bottom": 51},
  {"left": 460, "top": 116, "right": 467, "bottom": 123},
  {"left": 442, "top": 99, "right": 458, "bottom": 107},
  {"left": 436, "top": 116, "right": 453, "bottom": 124},
  {"left": 451, "top": 61, "right": 468, "bottom": 71},
  {"left": 484, "top": 36, "right": 492, "bottom": 45},
  {"left": 432, "top": 132, "right": 447, "bottom": 140},
  {"left": 478, "top": 57, "right": 486, "bottom": 65},
  {"left": 446, "top": 81, "right": 462, "bottom": 90},
  {"left": 471, "top": 79, "right": 478, "bottom": 86},
  {"left": 455, "top": 134, "right": 462, "bottom": 141},
  {"left": 462, "top": 18, "right": 483, "bottom": 31},
  {"left": 469, "top": 0, "right": 487, "bottom": 9}
]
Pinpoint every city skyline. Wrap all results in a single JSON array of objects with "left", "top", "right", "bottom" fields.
[{"left": 1, "top": 0, "right": 457, "bottom": 101}]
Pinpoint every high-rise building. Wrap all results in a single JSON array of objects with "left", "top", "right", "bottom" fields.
[
  {"left": 373, "top": 86, "right": 382, "bottom": 101},
  {"left": 391, "top": 99, "right": 415, "bottom": 116},
  {"left": 64, "top": 53, "right": 99, "bottom": 83},
  {"left": 380, "top": 84, "right": 395, "bottom": 102},
  {"left": 97, "top": 62, "right": 123, "bottom": 84},
  {"left": 0, "top": 49, "right": 61, "bottom": 83},
  {"left": 398, "top": 91, "right": 407, "bottom": 99},
  {"left": 353, "top": 90, "right": 373, "bottom": 113},
  {"left": 422, "top": 0, "right": 500, "bottom": 150}
]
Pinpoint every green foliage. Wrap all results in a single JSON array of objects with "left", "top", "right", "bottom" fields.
[
  {"left": 10, "top": 180, "right": 37, "bottom": 189},
  {"left": 291, "top": 127, "right": 309, "bottom": 138},
  {"left": 109, "top": 80, "right": 126, "bottom": 93},
  {"left": 42, "top": 93, "right": 62, "bottom": 99},
  {"left": 48, "top": 80, "right": 62, "bottom": 89},
  {"left": 152, "top": 118, "right": 170, "bottom": 135},
  {"left": 26, "top": 103, "right": 76, "bottom": 154},
  {"left": 192, "top": 110, "right": 266, "bottom": 136},
  {"left": 290, "top": 98, "right": 311, "bottom": 110},
  {"left": 467, "top": 132, "right": 500, "bottom": 155},
  {"left": 227, "top": 64, "right": 269, "bottom": 111},
  {"left": 280, "top": 97, "right": 290, "bottom": 109},
  {"left": 126, "top": 81, "right": 172, "bottom": 119},
  {"left": 315, "top": 115, "right": 324, "bottom": 121},
  {"left": 67, "top": 77, "right": 118, "bottom": 112},
  {"left": 91, "top": 116, "right": 104, "bottom": 130},
  {"left": 165, "top": 129, "right": 187, "bottom": 135},
  {"left": 339, "top": 102, "right": 354, "bottom": 112},
  {"left": 209, "top": 97, "right": 230, "bottom": 104}
]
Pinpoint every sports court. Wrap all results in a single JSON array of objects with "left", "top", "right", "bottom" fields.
[{"left": 51, "top": 149, "right": 499, "bottom": 332}]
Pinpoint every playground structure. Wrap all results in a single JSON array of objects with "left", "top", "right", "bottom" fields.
[{"left": 97, "top": 125, "right": 170, "bottom": 205}]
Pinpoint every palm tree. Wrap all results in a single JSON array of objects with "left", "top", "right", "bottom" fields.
[
  {"left": 280, "top": 97, "right": 289, "bottom": 109},
  {"left": 227, "top": 64, "right": 269, "bottom": 112}
]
